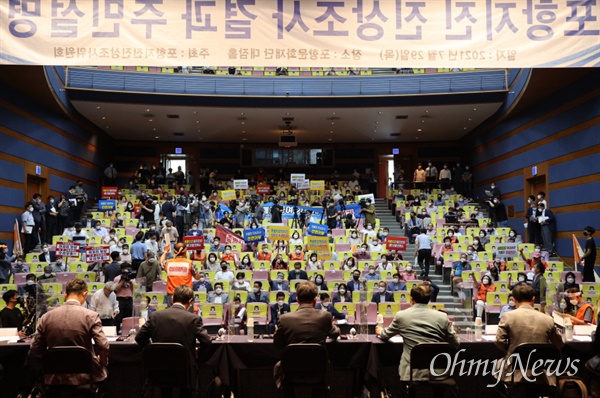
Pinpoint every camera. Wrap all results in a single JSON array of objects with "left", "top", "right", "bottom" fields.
[
  {"left": 177, "top": 196, "right": 188, "bottom": 207},
  {"left": 359, "top": 199, "right": 368, "bottom": 209},
  {"left": 122, "top": 269, "right": 134, "bottom": 281}
]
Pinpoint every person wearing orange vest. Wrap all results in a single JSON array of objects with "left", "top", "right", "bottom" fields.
[
  {"left": 564, "top": 287, "right": 595, "bottom": 325},
  {"left": 163, "top": 242, "right": 200, "bottom": 306},
  {"left": 257, "top": 244, "right": 272, "bottom": 261},
  {"left": 472, "top": 273, "right": 496, "bottom": 318}
]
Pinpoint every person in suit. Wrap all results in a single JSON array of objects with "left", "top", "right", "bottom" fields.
[
  {"left": 207, "top": 282, "right": 229, "bottom": 304},
  {"left": 537, "top": 203, "right": 555, "bottom": 255},
  {"left": 247, "top": 281, "right": 269, "bottom": 304},
  {"left": 332, "top": 283, "right": 352, "bottom": 303},
  {"left": 268, "top": 291, "right": 290, "bottom": 334},
  {"left": 29, "top": 279, "right": 109, "bottom": 385},
  {"left": 494, "top": 284, "right": 564, "bottom": 397},
  {"left": 38, "top": 244, "right": 55, "bottom": 263},
  {"left": 346, "top": 270, "right": 363, "bottom": 292},
  {"left": 371, "top": 281, "right": 395, "bottom": 303},
  {"left": 288, "top": 282, "right": 301, "bottom": 304},
  {"left": 288, "top": 262, "right": 308, "bottom": 281},
  {"left": 270, "top": 271, "right": 290, "bottom": 292},
  {"left": 136, "top": 284, "right": 211, "bottom": 398},
  {"left": 273, "top": 282, "right": 340, "bottom": 388},
  {"left": 376, "top": 284, "right": 459, "bottom": 395},
  {"left": 315, "top": 293, "right": 345, "bottom": 320}
]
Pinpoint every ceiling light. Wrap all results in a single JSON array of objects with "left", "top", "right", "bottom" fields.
[
  {"left": 422, "top": 120, "right": 425, "bottom": 123},
  {"left": 241, "top": 121, "right": 245, "bottom": 125},
  {"left": 332, "top": 112, "right": 336, "bottom": 115},
  {"left": 96, "top": 106, "right": 101, "bottom": 110},
  {"left": 329, "top": 130, "right": 333, "bottom": 134},
  {"left": 425, "top": 110, "right": 429, "bottom": 113},
  {"left": 242, "top": 130, "right": 246, "bottom": 133},
  {"left": 378, "top": 111, "right": 382, "bottom": 114},
  {"left": 155, "top": 136, "right": 159, "bottom": 139},
  {"left": 196, "top": 121, "right": 200, "bottom": 123},
  {"left": 417, "top": 128, "right": 422, "bottom": 132},
  {"left": 242, "top": 138, "right": 247, "bottom": 141},
  {"left": 241, "top": 112, "right": 245, "bottom": 116},
  {"left": 145, "top": 108, "right": 150, "bottom": 112},
  {"left": 473, "top": 108, "right": 477, "bottom": 111},
  {"left": 328, "top": 138, "right": 332, "bottom": 141},
  {"left": 153, "top": 128, "right": 157, "bottom": 131},
  {"left": 464, "top": 127, "right": 467, "bottom": 130},
  {"left": 148, "top": 119, "right": 153, "bottom": 122},
  {"left": 193, "top": 111, "right": 198, "bottom": 114},
  {"left": 102, "top": 116, "right": 106, "bottom": 119},
  {"left": 105, "top": 126, "right": 109, "bottom": 129}
]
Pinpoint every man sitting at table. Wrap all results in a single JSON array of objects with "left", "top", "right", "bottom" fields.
[
  {"left": 273, "top": 282, "right": 340, "bottom": 388},
  {"left": 494, "top": 284, "right": 564, "bottom": 397},
  {"left": 376, "top": 283, "right": 459, "bottom": 396},
  {"left": 29, "top": 279, "right": 109, "bottom": 386},
  {"left": 315, "top": 292, "right": 345, "bottom": 320},
  {"left": 268, "top": 291, "right": 290, "bottom": 334},
  {"left": 562, "top": 287, "right": 595, "bottom": 325},
  {"left": 136, "top": 284, "right": 211, "bottom": 398}
]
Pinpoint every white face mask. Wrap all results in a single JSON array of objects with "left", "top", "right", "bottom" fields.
[
  {"left": 263, "top": 249, "right": 268, "bottom": 253},
  {"left": 199, "top": 278, "right": 205, "bottom": 283},
  {"left": 225, "top": 250, "right": 231, "bottom": 254},
  {"left": 566, "top": 278, "right": 575, "bottom": 284},
  {"left": 406, "top": 266, "right": 412, "bottom": 272},
  {"left": 570, "top": 299, "right": 578, "bottom": 306},
  {"left": 508, "top": 301, "right": 515, "bottom": 307},
  {"left": 482, "top": 278, "right": 490, "bottom": 285},
  {"left": 518, "top": 277, "right": 526, "bottom": 282},
  {"left": 295, "top": 250, "right": 301, "bottom": 254},
  {"left": 215, "top": 288, "right": 222, "bottom": 294},
  {"left": 27, "top": 280, "right": 35, "bottom": 285},
  {"left": 360, "top": 248, "right": 366, "bottom": 252},
  {"left": 277, "top": 300, "right": 284, "bottom": 306},
  {"left": 315, "top": 278, "right": 323, "bottom": 284},
  {"left": 339, "top": 289, "right": 346, "bottom": 295},
  {"left": 393, "top": 278, "right": 399, "bottom": 283},
  {"left": 509, "top": 232, "right": 515, "bottom": 237},
  {"left": 467, "top": 250, "right": 473, "bottom": 255},
  {"left": 369, "top": 269, "right": 375, "bottom": 275},
  {"left": 42, "top": 248, "right": 49, "bottom": 253},
  {"left": 253, "top": 287, "right": 260, "bottom": 293}
]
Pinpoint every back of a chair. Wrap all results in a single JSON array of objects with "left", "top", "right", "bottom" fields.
[
  {"left": 282, "top": 343, "right": 329, "bottom": 385},
  {"left": 510, "top": 343, "right": 562, "bottom": 383},
  {"left": 410, "top": 343, "right": 456, "bottom": 382},
  {"left": 143, "top": 343, "right": 190, "bottom": 388},
  {"left": 43, "top": 346, "right": 93, "bottom": 384}
]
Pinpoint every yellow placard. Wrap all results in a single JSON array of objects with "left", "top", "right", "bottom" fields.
[
  {"left": 310, "top": 180, "right": 325, "bottom": 190},
  {"left": 306, "top": 236, "right": 329, "bottom": 251},
  {"left": 268, "top": 225, "right": 290, "bottom": 241},
  {"left": 220, "top": 190, "right": 237, "bottom": 201},
  {"left": 314, "top": 250, "right": 332, "bottom": 260}
]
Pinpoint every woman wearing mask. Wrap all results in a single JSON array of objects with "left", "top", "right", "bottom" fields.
[
  {"left": 306, "top": 253, "right": 322, "bottom": 270},
  {"left": 508, "top": 229, "right": 522, "bottom": 244},
  {"left": 205, "top": 253, "right": 220, "bottom": 272},
  {"left": 509, "top": 272, "right": 529, "bottom": 290},
  {"left": 343, "top": 257, "right": 357, "bottom": 271},
  {"left": 313, "top": 273, "right": 328, "bottom": 291},
  {"left": 333, "top": 283, "right": 352, "bottom": 303},
  {"left": 231, "top": 272, "right": 252, "bottom": 293},
  {"left": 239, "top": 254, "right": 253, "bottom": 270},
  {"left": 401, "top": 264, "right": 417, "bottom": 281},
  {"left": 348, "top": 230, "right": 363, "bottom": 246},
  {"left": 472, "top": 236, "right": 485, "bottom": 252},
  {"left": 473, "top": 273, "right": 496, "bottom": 318},
  {"left": 289, "top": 231, "right": 303, "bottom": 246}
]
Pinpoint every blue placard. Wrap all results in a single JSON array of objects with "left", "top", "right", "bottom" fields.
[
  {"left": 98, "top": 200, "right": 116, "bottom": 211},
  {"left": 243, "top": 228, "right": 265, "bottom": 243},
  {"left": 307, "top": 222, "right": 328, "bottom": 237}
]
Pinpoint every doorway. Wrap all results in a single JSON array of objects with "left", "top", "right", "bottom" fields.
[
  {"left": 526, "top": 175, "right": 547, "bottom": 201},
  {"left": 26, "top": 175, "right": 45, "bottom": 204}
]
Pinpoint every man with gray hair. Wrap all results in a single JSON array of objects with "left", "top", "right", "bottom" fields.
[{"left": 89, "top": 281, "right": 120, "bottom": 326}]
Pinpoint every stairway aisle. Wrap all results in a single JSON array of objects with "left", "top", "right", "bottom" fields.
[{"left": 373, "top": 198, "right": 473, "bottom": 328}]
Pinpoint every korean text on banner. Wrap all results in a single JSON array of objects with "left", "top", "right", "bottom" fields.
[
  {"left": 257, "top": 185, "right": 271, "bottom": 194},
  {"left": 221, "top": 190, "right": 237, "bottom": 201},
  {"left": 183, "top": 236, "right": 205, "bottom": 250},
  {"left": 386, "top": 237, "right": 408, "bottom": 251},
  {"left": 215, "top": 224, "right": 245, "bottom": 245},
  {"left": 243, "top": 228, "right": 265, "bottom": 243},
  {"left": 310, "top": 180, "right": 325, "bottom": 191},
  {"left": 494, "top": 243, "right": 519, "bottom": 259},
  {"left": 85, "top": 246, "right": 110, "bottom": 263},
  {"left": 306, "top": 236, "right": 329, "bottom": 251},
  {"left": 56, "top": 242, "right": 81, "bottom": 258},
  {"left": 297, "top": 180, "right": 310, "bottom": 190},
  {"left": 290, "top": 174, "right": 306, "bottom": 184},
  {"left": 268, "top": 225, "right": 290, "bottom": 241},
  {"left": 307, "top": 222, "right": 328, "bottom": 236},
  {"left": 314, "top": 250, "right": 333, "bottom": 260},
  {"left": 98, "top": 200, "right": 116, "bottom": 211},
  {"left": 233, "top": 180, "right": 249, "bottom": 190},
  {"left": 101, "top": 186, "right": 119, "bottom": 199}
]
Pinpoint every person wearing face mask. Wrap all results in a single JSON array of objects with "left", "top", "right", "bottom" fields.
[
  {"left": 163, "top": 242, "right": 201, "bottom": 307},
  {"left": 136, "top": 251, "right": 162, "bottom": 292},
  {"left": 563, "top": 287, "right": 595, "bottom": 325},
  {"left": 466, "top": 245, "right": 479, "bottom": 261},
  {"left": 30, "top": 279, "right": 109, "bottom": 384},
  {"left": 271, "top": 254, "right": 288, "bottom": 270},
  {"left": 525, "top": 196, "right": 541, "bottom": 245},
  {"left": 50, "top": 258, "right": 68, "bottom": 274},
  {"left": 347, "top": 230, "right": 362, "bottom": 246},
  {"left": 359, "top": 198, "right": 376, "bottom": 228},
  {"left": 371, "top": 281, "right": 394, "bottom": 303},
  {"left": 315, "top": 292, "right": 345, "bottom": 320},
  {"left": 387, "top": 273, "right": 407, "bottom": 291},
  {"left": 207, "top": 282, "right": 229, "bottom": 304},
  {"left": 21, "top": 203, "right": 37, "bottom": 254},
  {"left": 472, "top": 273, "right": 496, "bottom": 318},
  {"left": 288, "top": 245, "right": 304, "bottom": 262},
  {"left": 377, "top": 227, "right": 390, "bottom": 244},
  {"left": 377, "top": 256, "right": 394, "bottom": 271},
  {"left": 519, "top": 249, "right": 548, "bottom": 272},
  {"left": 37, "top": 265, "right": 56, "bottom": 282},
  {"left": 333, "top": 283, "right": 352, "bottom": 303},
  {"left": 347, "top": 271, "right": 363, "bottom": 292},
  {"left": 257, "top": 244, "right": 272, "bottom": 261},
  {"left": 580, "top": 226, "right": 597, "bottom": 282},
  {"left": 405, "top": 212, "right": 421, "bottom": 245},
  {"left": 204, "top": 253, "right": 220, "bottom": 272},
  {"left": 499, "top": 293, "right": 516, "bottom": 319},
  {"left": 192, "top": 271, "right": 214, "bottom": 293},
  {"left": 486, "top": 196, "right": 508, "bottom": 227},
  {"left": 288, "top": 231, "right": 303, "bottom": 246},
  {"left": 268, "top": 291, "right": 291, "bottom": 333},
  {"left": 215, "top": 262, "right": 235, "bottom": 283},
  {"left": 557, "top": 271, "right": 579, "bottom": 296},
  {"left": 269, "top": 272, "right": 290, "bottom": 292},
  {"left": 507, "top": 229, "right": 522, "bottom": 244},
  {"left": 313, "top": 273, "right": 328, "bottom": 291},
  {"left": 401, "top": 264, "right": 417, "bottom": 281},
  {"left": 89, "top": 282, "right": 120, "bottom": 327},
  {"left": 221, "top": 245, "right": 238, "bottom": 264},
  {"left": 37, "top": 244, "right": 54, "bottom": 264},
  {"left": 13, "top": 257, "right": 29, "bottom": 274},
  {"left": 353, "top": 244, "right": 371, "bottom": 261},
  {"left": 230, "top": 272, "right": 252, "bottom": 293},
  {"left": 239, "top": 254, "right": 253, "bottom": 270},
  {"left": 306, "top": 253, "right": 322, "bottom": 270},
  {"left": 529, "top": 262, "right": 547, "bottom": 312},
  {"left": 247, "top": 281, "right": 269, "bottom": 304},
  {"left": 288, "top": 262, "right": 308, "bottom": 281},
  {"left": 451, "top": 255, "right": 471, "bottom": 288},
  {"left": 415, "top": 228, "right": 433, "bottom": 278},
  {"left": 369, "top": 238, "right": 384, "bottom": 253},
  {"left": 364, "top": 265, "right": 381, "bottom": 281},
  {"left": 119, "top": 243, "right": 132, "bottom": 263}
]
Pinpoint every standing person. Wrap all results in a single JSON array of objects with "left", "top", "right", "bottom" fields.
[
  {"left": 30, "top": 194, "right": 46, "bottom": 245},
  {"left": 415, "top": 228, "right": 433, "bottom": 279},
  {"left": 424, "top": 161, "right": 438, "bottom": 190},
  {"left": 136, "top": 285, "right": 212, "bottom": 398},
  {"left": 137, "top": 251, "right": 162, "bottom": 292},
  {"left": 273, "top": 282, "right": 340, "bottom": 388},
  {"left": 29, "top": 279, "right": 109, "bottom": 384},
  {"left": 162, "top": 242, "right": 199, "bottom": 306},
  {"left": 461, "top": 165, "right": 473, "bottom": 198},
  {"left": 486, "top": 197, "right": 508, "bottom": 227},
  {"left": 360, "top": 198, "right": 376, "bottom": 228},
  {"left": 104, "top": 163, "right": 118, "bottom": 186},
  {"left": 525, "top": 197, "right": 541, "bottom": 245},
  {"left": 537, "top": 203, "right": 555, "bottom": 255},
  {"left": 453, "top": 162, "right": 464, "bottom": 195},
  {"left": 21, "top": 204, "right": 36, "bottom": 255},
  {"left": 438, "top": 164, "right": 451, "bottom": 190},
  {"left": 580, "top": 226, "right": 597, "bottom": 282},
  {"left": 89, "top": 282, "right": 120, "bottom": 327},
  {"left": 376, "top": 284, "right": 460, "bottom": 395},
  {"left": 130, "top": 232, "right": 147, "bottom": 273},
  {"left": 494, "top": 285, "right": 564, "bottom": 397},
  {"left": 113, "top": 263, "right": 134, "bottom": 334},
  {"left": 45, "top": 195, "right": 58, "bottom": 243},
  {"left": 413, "top": 163, "right": 426, "bottom": 190}
]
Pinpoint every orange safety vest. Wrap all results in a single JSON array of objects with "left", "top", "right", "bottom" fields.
[{"left": 576, "top": 302, "right": 596, "bottom": 324}]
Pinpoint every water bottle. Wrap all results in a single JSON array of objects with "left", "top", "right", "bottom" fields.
[
  {"left": 474, "top": 317, "right": 483, "bottom": 341},
  {"left": 564, "top": 317, "right": 573, "bottom": 342},
  {"left": 247, "top": 318, "right": 254, "bottom": 342}
]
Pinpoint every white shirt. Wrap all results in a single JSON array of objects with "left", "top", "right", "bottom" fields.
[
  {"left": 93, "top": 227, "right": 108, "bottom": 237},
  {"left": 89, "top": 289, "right": 119, "bottom": 319},
  {"left": 145, "top": 239, "right": 159, "bottom": 255},
  {"left": 369, "top": 243, "right": 384, "bottom": 252},
  {"left": 215, "top": 270, "right": 234, "bottom": 282},
  {"left": 415, "top": 234, "right": 433, "bottom": 250}
]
